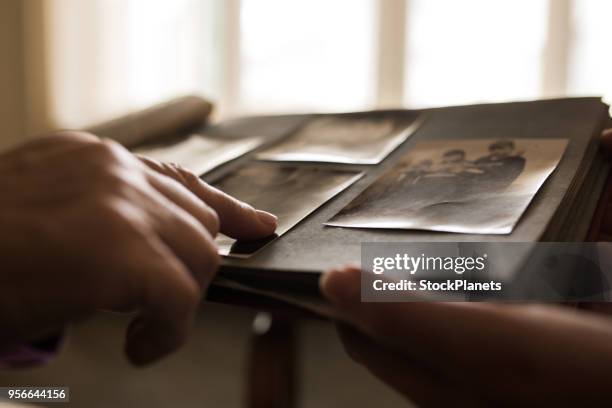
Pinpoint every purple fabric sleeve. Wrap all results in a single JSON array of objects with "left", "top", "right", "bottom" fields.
[{"left": 0, "top": 336, "right": 63, "bottom": 369}]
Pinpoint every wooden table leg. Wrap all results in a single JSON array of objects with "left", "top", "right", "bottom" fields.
[{"left": 246, "top": 312, "right": 297, "bottom": 408}]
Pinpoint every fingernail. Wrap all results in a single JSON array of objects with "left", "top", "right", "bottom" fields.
[
  {"left": 257, "top": 210, "right": 278, "bottom": 227},
  {"left": 320, "top": 266, "right": 361, "bottom": 305}
]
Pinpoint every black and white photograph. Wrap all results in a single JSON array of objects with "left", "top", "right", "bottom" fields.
[
  {"left": 326, "top": 138, "right": 568, "bottom": 234},
  {"left": 256, "top": 114, "right": 422, "bottom": 164},
  {"left": 213, "top": 162, "right": 363, "bottom": 257},
  {"left": 135, "top": 133, "right": 265, "bottom": 176}
]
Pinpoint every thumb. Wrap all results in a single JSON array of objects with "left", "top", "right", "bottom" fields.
[{"left": 319, "top": 266, "right": 515, "bottom": 369}]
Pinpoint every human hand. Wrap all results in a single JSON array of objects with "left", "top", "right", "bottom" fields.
[
  {"left": 0, "top": 131, "right": 276, "bottom": 365},
  {"left": 321, "top": 267, "right": 612, "bottom": 407}
]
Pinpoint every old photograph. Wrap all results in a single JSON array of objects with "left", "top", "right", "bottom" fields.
[
  {"left": 326, "top": 138, "right": 568, "bottom": 234},
  {"left": 135, "top": 133, "right": 264, "bottom": 176},
  {"left": 256, "top": 113, "right": 422, "bottom": 164},
  {"left": 213, "top": 162, "right": 363, "bottom": 257}
]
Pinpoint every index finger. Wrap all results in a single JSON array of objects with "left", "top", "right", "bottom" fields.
[{"left": 139, "top": 157, "right": 277, "bottom": 240}]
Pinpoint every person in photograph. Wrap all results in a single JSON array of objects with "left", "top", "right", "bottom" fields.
[
  {"left": 474, "top": 140, "right": 526, "bottom": 190},
  {"left": 400, "top": 159, "right": 434, "bottom": 185},
  {"left": 394, "top": 149, "right": 481, "bottom": 213},
  {"left": 425, "top": 149, "right": 476, "bottom": 179}
]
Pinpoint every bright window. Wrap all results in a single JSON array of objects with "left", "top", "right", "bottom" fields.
[
  {"left": 568, "top": 0, "right": 612, "bottom": 104},
  {"left": 238, "top": 0, "right": 377, "bottom": 114},
  {"left": 36, "top": 0, "right": 612, "bottom": 131},
  {"left": 404, "top": 0, "right": 549, "bottom": 107}
]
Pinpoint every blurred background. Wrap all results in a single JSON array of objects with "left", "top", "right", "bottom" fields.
[
  {"left": 1, "top": 0, "right": 612, "bottom": 150},
  {"left": 1, "top": 1, "right": 611, "bottom": 406}
]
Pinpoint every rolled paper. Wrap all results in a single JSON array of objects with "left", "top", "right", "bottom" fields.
[{"left": 87, "top": 95, "right": 214, "bottom": 148}]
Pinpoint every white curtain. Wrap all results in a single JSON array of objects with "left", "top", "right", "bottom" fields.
[
  {"left": 38, "top": 0, "right": 222, "bottom": 130},
  {"left": 30, "top": 0, "right": 612, "bottom": 132}
]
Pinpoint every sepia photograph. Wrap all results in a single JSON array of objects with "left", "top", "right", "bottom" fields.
[
  {"left": 327, "top": 138, "right": 568, "bottom": 234},
  {"left": 213, "top": 162, "right": 363, "bottom": 257},
  {"left": 135, "top": 133, "right": 264, "bottom": 176},
  {"left": 256, "top": 113, "right": 422, "bottom": 164}
]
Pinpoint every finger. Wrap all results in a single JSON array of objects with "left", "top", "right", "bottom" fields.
[
  {"left": 146, "top": 189, "right": 220, "bottom": 289},
  {"left": 201, "top": 182, "right": 278, "bottom": 240},
  {"left": 601, "top": 129, "right": 612, "bottom": 158},
  {"left": 139, "top": 157, "right": 277, "bottom": 240},
  {"left": 112, "top": 234, "right": 202, "bottom": 366},
  {"left": 337, "top": 324, "right": 469, "bottom": 408},
  {"left": 145, "top": 167, "right": 221, "bottom": 237},
  {"left": 321, "top": 266, "right": 612, "bottom": 384},
  {"left": 320, "top": 267, "right": 527, "bottom": 373},
  {"left": 323, "top": 267, "right": 612, "bottom": 404}
]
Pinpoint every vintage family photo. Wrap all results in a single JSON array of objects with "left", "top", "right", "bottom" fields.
[
  {"left": 327, "top": 138, "right": 568, "bottom": 234},
  {"left": 135, "top": 133, "right": 264, "bottom": 176},
  {"left": 256, "top": 113, "right": 422, "bottom": 164},
  {"left": 213, "top": 162, "right": 362, "bottom": 257}
]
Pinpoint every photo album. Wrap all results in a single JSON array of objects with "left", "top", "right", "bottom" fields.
[{"left": 124, "top": 97, "right": 610, "bottom": 316}]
